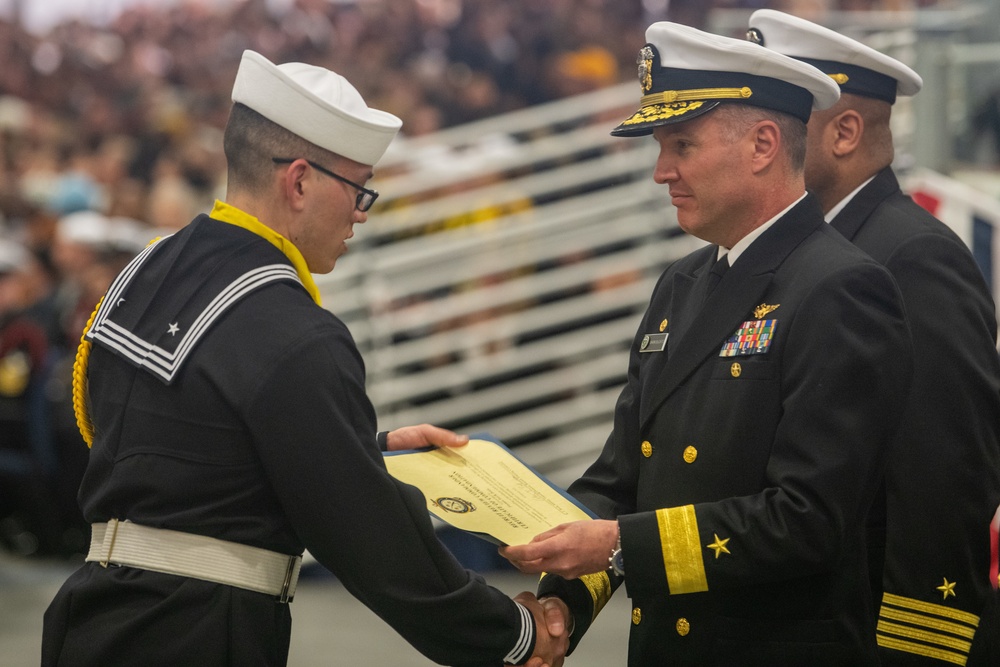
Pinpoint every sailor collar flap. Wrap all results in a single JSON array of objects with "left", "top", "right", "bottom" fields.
[{"left": 85, "top": 222, "right": 304, "bottom": 385}]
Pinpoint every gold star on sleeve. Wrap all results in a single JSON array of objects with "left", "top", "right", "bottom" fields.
[
  {"left": 706, "top": 534, "right": 730, "bottom": 559},
  {"left": 936, "top": 578, "right": 957, "bottom": 600}
]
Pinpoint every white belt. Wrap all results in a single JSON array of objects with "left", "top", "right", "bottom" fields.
[{"left": 86, "top": 519, "right": 302, "bottom": 603}]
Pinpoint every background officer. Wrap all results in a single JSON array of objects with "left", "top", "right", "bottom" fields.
[{"left": 749, "top": 10, "right": 1000, "bottom": 665}]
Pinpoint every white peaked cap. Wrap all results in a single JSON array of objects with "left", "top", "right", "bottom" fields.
[
  {"left": 612, "top": 21, "right": 840, "bottom": 136},
  {"left": 748, "top": 10, "right": 922, "bottom": 103},
  {"left": 231, "top": 50, "right": 402, "bottom": 166}
]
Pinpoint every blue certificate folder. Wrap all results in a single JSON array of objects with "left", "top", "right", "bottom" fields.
[{"left": 384, "top": 432, "right": 596, "bottom": 546}]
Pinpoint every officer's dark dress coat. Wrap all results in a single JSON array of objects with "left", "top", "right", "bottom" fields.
[
  {"left": 539, "top": 195, "right": 914, "bottom": 666},
  {"left": 41, "top": 213, "right": 533, "bottom": 667},
  {"left": 831, "top": 168, "right": 1000, "bottom": 666}
]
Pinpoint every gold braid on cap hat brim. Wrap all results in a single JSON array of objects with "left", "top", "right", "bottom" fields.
[
  {"left": 640, "top": 86, "right": 753, "bottom": 107},
  {"left": 72, "top": 296, "right": 102, "bottom": 448}
]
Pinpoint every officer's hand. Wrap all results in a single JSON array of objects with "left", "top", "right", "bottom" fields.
[
  {"left": 384, "top": 424, "right": 469, "bottom": 451},
  {"left": 540, "top": 596, "right": 573, "bottom": 638},
  {"left": 500, "top": 519, "right": 619, "bottom": 579}
]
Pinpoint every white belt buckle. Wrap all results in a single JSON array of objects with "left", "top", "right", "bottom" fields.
[
  {"left": 278, "top": 557, "right": 297, "bottom": 603},
  {"left": 99, "top": 518, "right": 121, "bottom": 568}
]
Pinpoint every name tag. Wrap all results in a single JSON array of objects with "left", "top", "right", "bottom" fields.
[{"left": 639, "top": 333, "right": 668, "bottom": 353}]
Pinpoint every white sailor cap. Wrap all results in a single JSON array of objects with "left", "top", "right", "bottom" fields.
[
  {"left": 0, "top": 239, "right": 29, "bottom": 275},
  {"left": 612, "top": 21, "right": 840, "bottom": 137},
  {"left": 231, "top": 50, "right": 402, "bottom": 166},
  {"left": 747, "top": 10, "right": 922, "bottom": 104},
  {"left": 56, "top": 210, "right": 110, "bottom": 248}
]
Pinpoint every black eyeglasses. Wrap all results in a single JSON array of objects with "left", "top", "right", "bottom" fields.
[{"left": 272, "top": 157, "right": 379, "bottom": 212}]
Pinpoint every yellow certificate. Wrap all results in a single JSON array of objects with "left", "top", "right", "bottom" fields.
[{"left": 384, "top": 436, "right": 594, "bottom": 546}]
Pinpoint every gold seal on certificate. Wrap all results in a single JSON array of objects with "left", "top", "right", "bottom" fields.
[{"left": 383, "top": 435, "right": 594, "bottom": 546}]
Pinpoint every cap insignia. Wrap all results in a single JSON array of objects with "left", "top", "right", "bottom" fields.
[
  {"left": 746, "top": 27, "right": 764, "bottom": 46},
  {"left": 829, "top": 73, "right": 850, "bottom": 85},
  {"left": 637, "top": 46, "right": 654, "bottom": 93}
]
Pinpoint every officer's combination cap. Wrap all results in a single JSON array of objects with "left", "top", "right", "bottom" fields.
[
  {"left": 747, "top": 10, "right": 922, "bottom": 104},
  {"left": 231, "top": 50, "right": 402, "bottom": 166},
  {"left": 611, "top": 21, "right": 840, "bottom": 137}
]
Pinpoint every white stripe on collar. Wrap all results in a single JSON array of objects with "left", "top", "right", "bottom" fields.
[{"left": 85, "top": 236, "right": 301, "bottom": 383}]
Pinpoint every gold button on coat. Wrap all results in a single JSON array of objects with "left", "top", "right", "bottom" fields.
[
  {"left": 683, "top": 445, "right": 697, "bottom": 463},
  {"left": 632, "top": 607, "right": 642, "bottom": 625},
  {"left": 730, "top": 362, "right": 742, "bottom": 377},
  {"left": 659, "top": 319, "right": 668, "bottom": 332},
  {"left": 676, "top": 617, "right": 690, "bottom": 636},
  {"left": 641, "top": 441, "right": 653, "bottom": 458}
]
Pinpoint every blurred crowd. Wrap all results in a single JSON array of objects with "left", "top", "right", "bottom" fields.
[{"left": 0, "top": 0, "right": 949, "bottom": 558}]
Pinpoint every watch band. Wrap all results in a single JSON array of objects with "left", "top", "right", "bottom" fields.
[{"left": 609, "top": 527, "right": 624, "bottom": 576}]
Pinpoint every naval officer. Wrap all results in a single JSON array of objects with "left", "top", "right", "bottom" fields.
[
  {"left": 749, "top": 10, "right": 1000, "bottom": 665},
  {"left": 501, "top": 21, "right": 914, "bottom": 666}
]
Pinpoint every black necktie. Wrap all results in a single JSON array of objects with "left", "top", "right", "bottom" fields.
[{"left": 705, "top": 255, "right": 729, "bottom": 298}]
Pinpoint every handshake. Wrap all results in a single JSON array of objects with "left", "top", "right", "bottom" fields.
[
  {"left": 501, "top": 520, "right": 624, "bottom": 667},
  {"left": 510, "top": 593, "right": 571, "bottom": 667}
]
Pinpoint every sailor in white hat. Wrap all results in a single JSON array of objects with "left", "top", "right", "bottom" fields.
[
  {"left": 225, "top": 49, "right": 403, "bottom": 273},
  {"left": 502, "top": 21, "right": 912, "bottom": 667},
  {"left": 43, "top": 51, "right": 565, "bottom": 667},
  {"left": 51, "top": 210, "right": 111, "bottom": 284},
  {"left": 0, "top": 237, "right": 30, "bottom": 277},
  {"left": 231, "top": 50, "right": 401, "bottom": 168},
  {"left": 750, "top": 11, "right": 1000, "bottom": 667}
]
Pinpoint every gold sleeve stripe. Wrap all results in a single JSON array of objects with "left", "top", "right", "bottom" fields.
[
  {"left": 880, "top": 607, "right": 977, "bottom": 640},
  {"left": 656, "top": 506, "right": 708, "bottom": 594},
  {"left": 881, "top": 593, "right": 981, "bottom": 627},
  {"left": 877, "top": 620, "right": 972, "bottom": 653},
  {"left": 876, "top": 635, "right": 968, "bottom": 666},
  {"left": 578, "top": 571, "right": 613, "bottom": 621}
]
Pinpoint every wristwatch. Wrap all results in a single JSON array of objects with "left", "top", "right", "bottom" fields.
[{"left": 609, "top": 530, "right": 624, "bottom": 577}]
